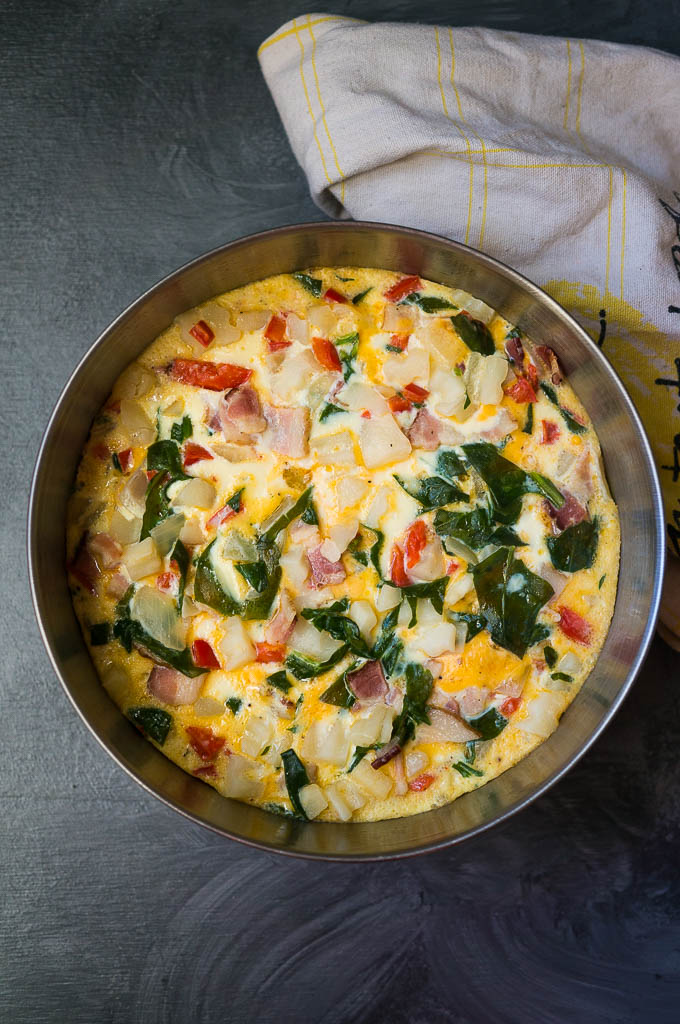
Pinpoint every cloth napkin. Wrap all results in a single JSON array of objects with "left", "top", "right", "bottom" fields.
[{"left": 258, "top": 15, "right": 680, "bottom": 645}]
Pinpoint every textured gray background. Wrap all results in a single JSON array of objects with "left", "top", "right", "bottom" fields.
[{"left": 4, "top": 1, "right": 680, "bottom": 1021}]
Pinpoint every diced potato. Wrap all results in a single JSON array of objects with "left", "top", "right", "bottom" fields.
[
  {"left": 349, "top": 600, "right": 377, "bottom": 638},
  {"left": 290, "top": 618, "right": 344, "bottom": 660},
  {"left": 299, "top": 783, "right": 328, "bottom": 820},
  {"left": 382, "top": 303, "right": 415, "bottom": 333},
  {"left": 120, "top": 469, "right": 148, "bottom": 515},
  {"left": 517, "top": 693, "right": 562, "bottom": 738},
  {"left": 120, "top": 399, "right": 155, "bottom": 446},
  {"left": 464, "top": 352, "right": 508, "bottom": 406},
  {"left": 172, "top": 478, "right": 216, "bottom": 509},
  {"left": 336, "top": 476, "right": 368, "bottom": 510},
  {"left": 179, "top": 518, "right": 207, "bottom": 546},
  {"left": 194, "top": 697, "right": 225, "bottom": 717},
  {"left": 272, "top": 350, "right": 317, "bottom": 401},
  {"left": 349, "top": 705, "right": 389, "bottom": 747},
  {"left": 235, "top": 310, "right": 270, "bottom": 332},
  {"left": 335, "top": 777, "right": 366, "bottom": 810},
  {"left": 383, "top": 349, "right": 430, "bottom": 389},
  {"left": 376, "top": 585, "right": 401, "bottom": 612},
  {"left": 109, "top": 508, "right": 142, "bottom": 546},
  {"left": 340, "top": 382, "right": 389, "bottom": 416},
  {"left": 113, "top": 363, "right": 155, "bottom": 400},
  {"left": 419, "top": 320, "right": 462, "bottom": 367},
  {"left": 121, "top": 537, "right": 162, "bottom": 580},
  {"left": 100, "top": 663, "right": 130, "bottom": 703},
  {"left": 446, "top": 572, "right": 475, "bottom": 606},
  {"left": 328, "top": 519, "right": 359, "bottom": 553},
  {"left": 286, "top": 312, "right": 309, "bottom": 345},
  {"left": 352, "top": 758, "right": 393, "bottom": 799},
  {"left": 405, "top": 750, "right": 429, "bottom": 780},
  {"left": 325, "top": 783, "right": 353, "bottom": 821},
  {"left": 364, "top": 484, "right": 391, "bottom": 527},
  {"left": 241, "top": 716, "right": 274, "bottom": 758},
  {"left": 408, "top": 538, "right": 445, "bottom": 582},
  {"left": 418, "top": 621, "right": 458, "bottom": 657},
  {"left": 308, "top": 304, "right": 338, "bottom": 335},
  {"left": 301, "top": 719, "right": 350, "bottom": 766},
  {"left": 359, "top": 415, "right": 411, "bottom": 469},
  {"left": 220, "top": 754, "right": 265, "bottom": 801},
  {"left": 378, "top": 707, "right": 396, "bottom": 744},
  {"left": 280, "top": 547, "right": 310, "bottom": 589},
  {"left": 312, "top": 431, "right": 356, "bottom": 467},
  {"left": 219, "top": 617, "right": 255, "bottom": 670}
]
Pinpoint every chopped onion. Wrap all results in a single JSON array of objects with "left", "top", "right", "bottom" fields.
[
  {"left": 557, "top": 651, "right": 582, "bottom": 675},
  {"left": 359, "top": 415, "right": 411, "bottom": 469},
  {"left": 235, "top": 310, "right": 270, "bottom": 332},
  {"left": 299, "top": 783, "right": 328, "bottom": 820},
  {"left": 364, "top": 484, "right": 391, "bottom": 527},
  {"left": 446, "top": 572, "right": 475, "bottom": 607},
  {"left": 179, "top": 518, "right": 206, "bottom": 546},
  {"left": 220, "top": 754, "right": 265, "bottom": 801},
  {"left": 200, "top": 302, "right": 241, "bottom": 345},
  {"left": 405, "top": 750, "right": 429, "bottom": 780},
  {"left": 109, "top": 508, "right": 142, "bottom": 545},
  {"left": 162, "top": 398, "right": 184, "bottom": 417},
  {"left": 325, "top": 783, "right": 353, "bottom": 821},
  {"left": 339, "top": 382, "right": 389, "bottom": 416},
  {"left": 376, "top": 585, "right": 401, "bottom": 612},
  {"left": 121, "top": 537, "right": 162, "bottom": 581},
  {"left": 194, "top": 696, "right": 225, "bottom": 717},
  {"left": 351, "top": 757, "right": 393, "bottom": 799},
  {"left": 337, "top": 475, "right": 368, "bottom": 510},
  {"left": 181, "top": 594, "right": 201, "bottom": 618},
  {"left": 289, "top": 618, "right": 343, "bottom": 660},
  {"left": 424, "top": 658, "right": 443, "bottom": 680},
  {"left": 417, "top": 708, "right": 479, "bottom": 743},
  {"left": 120, "top": 399, "right": 155, "bottom": 446},
  {"left": 416, "top": 598, "right": 443, "bottom": 626},
  {"left": 172, "top": 478, "right": 216, "bottom": 510},
  {"left": 130, "top": 585, "right": 186, "bottom": 650},
  {"left": 397, "top": 602, "right": 412, "bottom": 627},
  {"left": 382, "top": 303, "right": 415, "bottom": 333},
  {"left": 308, "top": 304, "right": 337, "bottom": 335},
  {"left": 112, "top": 362, "right": 155, "bottom": 400},
  {"left": 150, "top": 513, "right": 185, "bottom": 556},
  {"left": 259, "top": 496, "right": 295, "bottom": 536},
  {"left": 312, "top": 431, "right": 356, "bottom": 467},
  {"left": 308, "top": 371, "right": 341, "bottom": 409},
  {"left": 286, "top": 312, "right": 308, "bottom": 345},
  {"left": 517, "top": 692, "right": 562, "bottom": 738},
  {"left": 383, "top": 349, "right": 430, "bottom": 389},
  {"left": 349, "top": 600, "right": 377, "bottom": 638},
  {"left": 458, "top": 296, "right": 495, "bottom": 323},
  {"left": 417, "top": 621, "right": 458, "bottom": 657},
  {"left": 240, "top": 715, "right": 274, "bottom": 758},
  {"left": 219, "top": 616, "right": 255, "bottom": 670},
  {"left": 120, "top": 469, "right": 149, "bottom": 514}
]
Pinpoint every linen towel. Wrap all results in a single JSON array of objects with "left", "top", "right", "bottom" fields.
[{"left": 259, "top": 16, "right": 680, "bottom": 644}]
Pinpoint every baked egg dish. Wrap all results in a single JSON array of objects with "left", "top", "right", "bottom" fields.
[{"left": 67, "top": 267, "right": 619, "bottom": 822}]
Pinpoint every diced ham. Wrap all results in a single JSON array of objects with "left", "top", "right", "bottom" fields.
[
  {"left": 371, "top": 740, "right": 402, "bottom": 768},
  {"left": 535, "top": 345, "right": 562, "bottom": 385},
  {"left": 494, "top": 675, "right": 526, "bottom": 699},
  {"left": 147, "top": 666, "right": 205, "bottom": 706},
  {"left": 477, "top": 407, "right": 517, "bottom": 442},
  {"left": 347, "top": 661, "right": 388, "bottom": 701},
  {"left": 307, "top": 544, "right": 346, "bottom": 586},
  {"left": 505, "top": 335, "right": 525, "bottom": 367},
  {"left": 218, "top": 385, "right": 266, "bottom": 442},
  {"left": 541, "top": 420, "right": 560, "bottom": 445},
  {"left": 546, "top": 490, "right": 588, "bottom": 531},
  {"left": 88, "top": 532, "right": 122, "bottom": 570},
  {"left": 265, "top": 589, "right": 296, "bottom": 643},
  {"left": 106, "top": 572, "right": 130, "bottom": 600},
  {"left": 456, "top": 687, "right": 490, "bottom": 719},
  {"left": 406, "top": 408, "right": 441, "bottom": 450},
  {"left": 68, "top": 533, "right": 100, "bottom": 594},
  {"left": 264, "top": 404, "right": 310, "bottom": 458}
]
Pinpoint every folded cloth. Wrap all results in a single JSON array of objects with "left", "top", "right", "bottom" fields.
[{"left": 259, "top": 15, "right": 680, "bottom": 646}]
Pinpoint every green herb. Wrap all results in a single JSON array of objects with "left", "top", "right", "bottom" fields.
[
  {"left": 262, "top": 802, "right": 297, "bottom": 819},
  {"left": 336, "top": 275, "right": 355, "bottom": 282},
  {"left": 470, "top": 547, "right": 554, "bottom": 658},
  {"left": 225, "top": 488, "right": 244, "bottom": 514},
  {"left": 127, "top": 707, "right": 172, "bottom": 745},
  {"left": 266, "top": 669, "right": 292, "bottom": 693},
  {"left": 434, "top": 506, "right": 524, "bottom": 550},
  {"left": 398, "top": 577, "right": 449, "bottom": 627},
  {"left": 467, "top": 707, "right": 508, "bottom": 740},
  {"left": 347, "top": 524, "right": 384, "bottom": 577},
  {"left": 463, "top": 392, "right": 471, "bottom": 409},
  {"left": 352, "top": 287, "right": 372, "bottom": 305},
  {"left": 281, "top": 749, "right": 310, "bottom": 819},
  {"left": 111, "top": 452, "right": 122, "bottom": 473},
  {"left": 319, "top": 402, "right": 345, "bottom": 422},
  {"left": 301, "top": 598, "right": 371, "bottom": 659},
  {"left": 292, "top": 272, "right": 322, "bottom": 297},
  {"left": 523, "top": 403, "right": 534, "bottom": 435},
  {"left": 140, "top": 471, "right": 173, "bottom": 540},
  {"left": 170, "top": 538, "right": 189, "bottom": 611},
  {"left": 260, "top": 487, "right": 314, "bottom": 543},
  {"left": 89, "top": 623, "right": 110, "bottom": 646},
  {"left": 386, "top": 344, "right": 405, "bottom": 353},
  {"left": 372, "top": 605, "right": 403, "bottom": 677},
  {"left": 598, "top": 574, "right": 606, "bottom": 589},
  {"left": 171, "top": 415, "right": 193, "bottom": 443},
  {"left": 285, "top": 646, "right": 349, "bottom": 680},
  {"left": 436, "top": 449, "right": 467, "bottom": 480},
  {"left": 225, "top": 697, "right": 242, "bottom": 714},
  {"left": 146, "top": 439, "right": 186, "bottom": 477},
  {"left": 462, "top": 441, "right": 564, "bottom": 514},
  {"left": 287, "top": 725, "right": 299, "bottom": 734},
  {"left": 544, "top": 645, "right": 558, "bottom": 669},
  {"left": 449, "top": 611, "right": 486, "bottom": 642},
  {"left": 236, "top": 560, "right": 269, "bottom": 593},
  {"left": 194, "top": 539, "right": 281, "bottom": 620},
  {"left": 551, "top": 672, "right": 573, "bottom": 682},
  {"left": 300, "top": 501, "right": 319, "bottom": 525},
  {"left": 540, "top": 382, "right": 587, "bottom": 434},
  {"left": 320, "top": 665, "right": 357, "bottom": 708},
  {"left": 113, "top": 588, "right": 203, "bottom": 676},
  {"left": 402, "top": 293, "right": 456, "bottom": 313},
  {"left": 451, "top": 312, "right": 495, "bottom": 355},
  {"left": 335, "top": 331, "right": 360, "bottom": 381},
  {"left": 452, "top": 760, "right": 483, "bottom": 778},
  {"left": 464, "top": 740, "right": 477, "bottom": 763},
  {"left": 529, "top": 623, "right": 551, "bottom": 645},
  {"left": 394, "top": 474, "right": 468, "bottom": 512},
  {"left": 528, "top": 471, "right": 564, "bottom": 508},
  {"left": 391, "top": 663, "right": 433, "bottom": 747},
  {"left": 348, "top": 744, "right": 381, "bottom": 772},
  {"left": 547, "top": 518, "right": 599, "bottom": 573}
]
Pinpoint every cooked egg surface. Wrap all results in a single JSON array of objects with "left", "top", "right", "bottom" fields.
[{"left": 67, "top": 268, "right": 620, "bottom": 823}]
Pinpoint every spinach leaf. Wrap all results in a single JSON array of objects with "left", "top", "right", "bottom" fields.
[
  {"left": 464, "top": 740, "right": 477, "bottom": 763},
  {"left": 402, "top": 293, "right": 457, "bottom": 313},
  {"left": 225, "top": 488, "right": 244, "bottom": 514},
  {"left": 551, "top": 671, "right": 573, "bottom": 682},
  {"left": 89, "top": 622, "right": 110, "bottom": 646},
  {"left": 281, "top": 749, "right": 311, "bottom": 819},
  {"left": 471, "top": 547, "right": 554, "bottom": 658},
  {"left": 391, "top": 663, "right": 433, "bottom": 747},
  {"left": 528, "top": 471, "right": 564, "bottom": 508},
  {"left": 320, "top": 665, "right": 357, "bottom": 708},
  {"left": 146, "top": 439, "right": 187, "bottom": 477},
  {"left": 452, "top": 760, "right": 483, "bottom": 778},
  {"left": 529, "top": 622, "right": 551, "bottom": 645},
  {"left": 598, "top": 574, "right": 606, "bottom": 589},
  {"left": 319, "top": 402, "right": 345, "bottom": 422},
  {"left": 300, "top": 500, "right": 319, "bottom": 525},
  {"left": 347, "top": 524, "right": 384, "bottom": 577},
  {"left": 547, "top": 517, "right": 599, "bottom": 572},
  {"left": 540, "top": 382, "right": 587, "bottom": 434},
  {"left": 236, "top": 560, "right": 269, "bottom": 593},
  {"left": 394, "top": 474, "right": 468, "bottom": 512},
  {"left": 467, "top": 707, "right": 508, "bottom": 739},
  {"left": 434, "top": 505, "right": 524, "bottom": 550},
  {"left": 113, "top": 588, "right": 204, "bottom": 676},
  {"left": 372, "top": 605, "right": 403, "bottom": 677},
  {"left": 127, "top": 707, "right": 172, "bottom": 745},
  {"left": 285, "top": 646, "right": 349, "bottom": 680},
  {"left": 266, "top": 670, "right": 292, "bottom": 694},
  {"left": 260, "top": 487, "right": 314, "bottom": 543},
  {"left": 140, "top": 471, "right": 174, "bottom": 540},
  {"left": 543, "top": 644, "right": 558, "bottom": 669},
  {"left": 111, "top": 452, "right": 122, "bottom": 473},
  {"left": 170, "top": 538, "right": 190, "bottom": 611},
  {"left": 352, "top": 287, "right": 372, "bottom": 305},
  {"left": 225, "top": 697, "right": 242, "bottom": 714},
  {"left": 449, "top": 611, "right": 486, "bottom": 642},
  {"left": 451, "top": 312, "right": 495, "bottom": 355},
  {"left": 335, "top": 331, "right": 360, "bottom": 381},
  {"left": 523, "top": 403, "right": 534, "bottom": 435},
  {"left": 193, "top": 539, "right": 281, "bottom": 620},
  {"left": 292, "top": 272, "right": 322, "bottom": 298},
  {"left": 171, "top": 415, "right": 193, "bottom": 443},
  {"left": 462, "top": 442, "right": 564, "bottom": 512},
  {"left": 436, "top": 449, "right": 467, "bottom": 480},
  {"left": 398, "top": 577, "right": 449, "bottom": 627},
  {"left": 348, "top": 744, "right": 381, "bottom": 772},
  {"left": 301, "top": 599, "right": 371, "bottom": 659}
]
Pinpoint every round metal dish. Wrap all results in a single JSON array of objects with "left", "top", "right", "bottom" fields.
[{"left": 28, "top": 222, "right": 665, "bottom": 860}]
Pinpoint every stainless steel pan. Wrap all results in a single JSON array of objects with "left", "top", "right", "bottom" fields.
[{"left": 28, "top": 222, "right": 665, "bottom": 859}]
